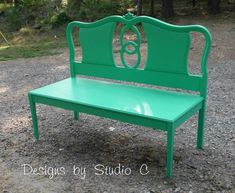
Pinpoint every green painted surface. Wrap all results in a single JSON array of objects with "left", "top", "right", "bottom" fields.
[
  {"left": 144, "top": 23, "right": 190, "bottom": 74},
  {"left": 29, "top": 13, "right": 212, "bottom": 178},
  {"left": 80, "top": 22, "right": 116, "bottom": 66},
  {"left": 120, "top": 25, "right": 142, "bottom": 68},
  {"left": 74, "top": 62, "right": 202, "bottom": 91},
  {"left": 29, "top": 77, "right": 203, "bottom": 122}
]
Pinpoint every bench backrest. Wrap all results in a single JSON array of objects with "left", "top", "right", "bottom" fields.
[{"left": 66, "top": 13, "right": 212, "bottom": 97}]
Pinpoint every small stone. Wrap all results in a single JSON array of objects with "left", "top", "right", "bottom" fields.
[
  {"left": 162, "top": 188, "right": 173, "bottom": 193},
  {"left": 219, "top": 177, "right": 232, "bottom": 189},
  {"left": 109, "top": 127, "right": 115, "bottom": 131},
  {"left": 174, "top": 187, "right": 181, "bottom": 192},
  {"left": 146, "top": 190, "right": 155, "bottom": 193}
]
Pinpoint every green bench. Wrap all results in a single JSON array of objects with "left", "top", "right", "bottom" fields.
[{"left": 28, "top": 13, "right": 212, "bottom": 178}]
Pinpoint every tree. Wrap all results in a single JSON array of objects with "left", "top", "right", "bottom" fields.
[
  {"left": 208, "top": 0, "right": 221, "bottom": 14},
  {"left": 161, "top": 0, "right": 174, "bottom": 17},
  {"left": 137, "top": 0, "right": 142, "bottom": 15},
  {"left": 150, "top": 0, "right": 155, "bottom": 16},
  {"left": 67, "top": 0, "right": 83, "bottom": 19},
  {"left": 137, "top": 0, "right": 174, "bottom": 18}
]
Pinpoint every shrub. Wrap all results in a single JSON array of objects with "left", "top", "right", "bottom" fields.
[
  {"left": 5, "top": 7, "right": 24, "bottom": 31},
  {"left": 78, "top": 0, "right": 119, "bottom": 21},
  {"left": 50, "top": 11, "right": 70, "bottom": 27},
  {"left": 78, "top": 0, "right": 135, "bottom": 21}
]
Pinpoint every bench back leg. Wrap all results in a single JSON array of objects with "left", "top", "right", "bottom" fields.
[
  {"left": 197, "top": 104, "right": 206, "bottom": 149},
  {"left": 74, "top": 111, "right": 79, "bottom": 120},
  {"left": 167, "top": 126, "right": 175, "bottom": 178},
  {"left": 29, "top": 95, "right": 39, "bottom": 140}
]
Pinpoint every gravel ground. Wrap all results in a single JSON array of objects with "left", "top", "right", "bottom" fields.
[{"left": 0, "top": 17, "right": 235, "bottom": 193}]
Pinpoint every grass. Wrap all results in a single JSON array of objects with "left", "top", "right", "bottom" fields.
[
  {"left": 0, "top": 43, "right": 64, "bottom": 61},
  {"left": 0, "top": 27, "right": 67, "bottom": 61},
  {"left": 0, "top": 25, "right": 79, "bottom": 61}
]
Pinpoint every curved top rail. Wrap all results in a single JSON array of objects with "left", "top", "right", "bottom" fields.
[
  {"left": 67, "top": 13, "right": 212, "bottom": 36},
  {"left": 67, "top": 13, "right": 212, "bottom": 75}
]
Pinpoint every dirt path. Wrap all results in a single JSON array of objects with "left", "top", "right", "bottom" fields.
[{"left": 0, "top": 17, "right": 235, "bottom": 193}]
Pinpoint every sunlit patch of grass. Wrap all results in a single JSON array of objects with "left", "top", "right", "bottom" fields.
[
  {"left": 19, "top": 27, "right": 34, "bottom": 35},
  {"left": 0, "top": 26, "right": 71, "bottom": 61},
  {"left": 0, "top": 3, "right": 12, "bottom": 12},
  {"left": 0, "top": 45, "right": 10, "bottom": 50}
]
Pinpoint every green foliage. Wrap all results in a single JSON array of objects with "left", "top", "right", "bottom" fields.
[
  {"left": 79, "top": 0, "right": 118, "bottom": 20},
  {"left": 117, "top": 0, "right": 135, "bottom": 14},
  {"left": 66, "top": 0, "right": 82, "bottom": 19},
  {"left": 2, "top": 0, "right": 136, "bottom": 30},
  {"left": 3, "top": 0, "right": 60, "bottom": 31},
  {"left": 20, "top": 0, "right": 45, "bottom": 7},
  {"left": 5, "top": 6, "right": 24, "bottom": 31},
  {"left": 50, "top": 11, "right": 70, "bottom": 27},
  {"left": 77, "top": 0, "right": 135, "bottom": 21},
  {"left": 0, "top": 3, "right": 11, "bottom": 12}
]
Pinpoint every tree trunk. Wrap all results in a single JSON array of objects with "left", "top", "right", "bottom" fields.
[
  {"left": 208, "top": 0, "right": 221, "bottom": 14},
  {"left": 137, "top": 0, "right": 142, "bottom": 16},
  {"left": 161, "top": 0, "right": 174, "bottom": 18},
  {"left": 150, "top": 0, "right": 155, "bottom": 16}
]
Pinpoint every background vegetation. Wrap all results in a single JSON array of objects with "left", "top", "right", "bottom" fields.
[{"left": 0, "top": 0, "right": 234, "bottom": 60}]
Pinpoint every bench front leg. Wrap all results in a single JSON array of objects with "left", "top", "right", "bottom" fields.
[
  {"left": 197, "top": 104, "right": 206, "bottom": 149},
  {"left": 74, "top": 111, "right": 79, "bottom": 120},
  {"left": 167, "top": 126, "right": 175, "bottom": 178},
  {"left": 29, "top": 94, "right": 39, "bottom": 140}
]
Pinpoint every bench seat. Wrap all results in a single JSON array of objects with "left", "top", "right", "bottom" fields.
[{"left": 30, "top": 77, "right": 203, "bottom": 126}]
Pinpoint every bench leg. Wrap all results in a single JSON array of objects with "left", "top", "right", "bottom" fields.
[
  {"left": 197, "top": 106, "right": 206, "bottom": 149},
  {"left": 29, "top": 95, "right": 39, "bottom": 140},
  {"left": 167, "top": 127, "right": 175, "bottom": 178},
  {"left": 74, "top": 111, "right": 79, "bottom": 120}
]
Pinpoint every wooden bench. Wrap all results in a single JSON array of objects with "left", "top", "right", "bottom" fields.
[{"left": 28, "top": 13, "right": 212, "bottom": 178}]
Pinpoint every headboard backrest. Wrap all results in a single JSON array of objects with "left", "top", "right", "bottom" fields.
[{"left": 66, "top": 13, "right": 212, "bottom": 96}]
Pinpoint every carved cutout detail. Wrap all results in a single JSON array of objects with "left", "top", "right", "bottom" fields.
[{"left": 120, "top": 25, "right": 142, "bottom": 69}]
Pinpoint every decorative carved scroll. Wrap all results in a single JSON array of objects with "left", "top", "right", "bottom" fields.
[{"left": 120, "top": 25, "right": 142, "bottom": 69}]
